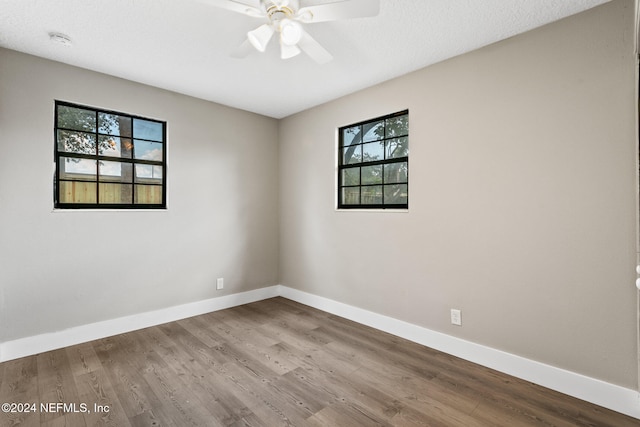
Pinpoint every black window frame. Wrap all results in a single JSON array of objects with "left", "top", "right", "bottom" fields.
[
  {"left": 338, "top": 110, "right": 409, "bottom": 209},
  {"left": 54, "top": 101, "right": 167, "bottom": 209}
]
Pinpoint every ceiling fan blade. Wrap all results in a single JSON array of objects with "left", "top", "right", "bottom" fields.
[
  {"left": 297, "top": 0, "right": 379, "bottom": 23},
  {"left": 230, "top": 39, "right": 254, "bottom": 58},
  {"left": 297, "top": 31, "right": 333, "bottom": 64},
  {"left": 197, "top": 0, "right": 263, "bottom": 17}
]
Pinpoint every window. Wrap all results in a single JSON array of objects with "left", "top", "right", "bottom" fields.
[
  {"left": 54, "top": 101, "right": 166, "bottom": 209},
  {"left": 338, "top": 110, "right": 408, "bottom": 209}
]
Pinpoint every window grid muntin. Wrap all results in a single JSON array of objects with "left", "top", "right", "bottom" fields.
[
  {"left": 338, "top": 110, "right": 408, "bottom": 209},
  {"left": 54, "top": 101, "right": 166, "bottom": 209}
]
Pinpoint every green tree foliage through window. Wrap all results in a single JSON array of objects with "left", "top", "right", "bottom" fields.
[{"left": 338, "top": 110, "right": 408, "bottom": 209}]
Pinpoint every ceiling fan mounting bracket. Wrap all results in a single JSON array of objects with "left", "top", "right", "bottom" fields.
[{"left": 266, "top": 4, "right": 294, "bottom": 21}]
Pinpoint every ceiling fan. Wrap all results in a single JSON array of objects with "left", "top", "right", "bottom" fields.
[{"left": 201, "top": 0, "right": 380, "bottom": 64}]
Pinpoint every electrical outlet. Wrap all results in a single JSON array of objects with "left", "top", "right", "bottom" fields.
[
  {"left": 450, "top": 309, "right": 462, "bottom": 326},
  {"left": 216, "top": 278, "right": 224, "bottom": 290}
]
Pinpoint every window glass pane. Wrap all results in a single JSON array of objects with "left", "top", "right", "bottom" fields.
[
  {"left": 362, "top": 120, "right": 384, "bottom": 142},
  {"left": 59, "top": 181, "right": 97, "bottom": 203},
  {"left": 385, "top": 114, "right": 408, "bottom": 137},
  {"left": 361, "top": 165, "right": 382, "bottom": 185},
  {"left": 134, "top": 140, "right": 163, "bottom": 161},
  {"left": 133, "top": 118, "right": 163, "bottom": 142},
  {"left": 384, "top": 162, "right": 408, "bottom": 184},
  {"left": 341, "top": 168, "right": 360, "bottom": 186},
  {"left": 99, "top": 183, "right": 133, "bottom": 204},
  {"left": 341, "top": 187, "right": 360, "bottom": 205},
  {"left": 384, "top": 184, "right": 408, "bottom": 205},
  {"left": 135, "top": 164, "right": 163, "bottom": 184},
  {"left": 98, "top": 136, "right": 134, "bottom": 158},
  {"left": 57, "top": 105, "right": 96, "bottom": 132},
  {"left": 385, "top": 137, "right": 408, "bottom": 159},
  {"left": 57, "top": 130, "right": 96, "bottom": 155},
  {"left": 342, "top": 125, "right": 361, "bottom": 147},
  {"left": 342, "top": 145, "right": 362, "bottom": 165},
  {"left": 60, "top": 157, "right": 96, "bottom": 181},
  {"left": 135, "top": 185, "right": 163, "bottom": 204},
  {"left": 98, "top": 113, "right": 132, "bottom": 137},
  {"left": 362, "top": 141, "right": 384, "bottom": 162},
  {"left": 361, "top": 186, "right": 382, "bottom": 204},
  {"left": 100, "top": 161, "right": 133, "bottom": 183}
]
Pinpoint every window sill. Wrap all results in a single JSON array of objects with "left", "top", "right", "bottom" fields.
[
  {"left": 335, "top": 208, "right": 409, "bottom": 213},
  {"left": 51, "top": 208, "right": 168, "bottom": 213}
]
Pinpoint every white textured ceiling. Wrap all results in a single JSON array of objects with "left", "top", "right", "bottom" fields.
[{"left": 0, "top": 0, "right": 609, "bottom": 118}]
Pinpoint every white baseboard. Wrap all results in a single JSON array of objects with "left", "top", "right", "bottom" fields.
[
  {"left": 0, "top": 286, "right": 280, "bottom": 363},
  {"left": 1, "top": 284, "right": 638, "bottom": 419},
  {"left": 278, "top": 286, "right": 640, "bottom": 420}
]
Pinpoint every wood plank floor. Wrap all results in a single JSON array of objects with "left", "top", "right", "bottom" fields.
[{"left": 1, "top": 297, "right": 638, "bottom": 426}]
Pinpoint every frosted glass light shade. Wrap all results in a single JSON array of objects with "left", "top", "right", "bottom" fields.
[
  {"left": 280, "top": 19, "right": 303, "bottom": 46},
  {"left": 247, "top": 24, "right": 275, "bottom": 52},
  {"left": 281, "top": 42, "right": 301, "bottom": 59}
]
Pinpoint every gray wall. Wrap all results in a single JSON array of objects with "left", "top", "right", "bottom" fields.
[
  {"left": 0, "top": 48, "right": 280, "bottom": 342},
  {"left": 279, "top": 0, "right": 637, "bottom": 388}
]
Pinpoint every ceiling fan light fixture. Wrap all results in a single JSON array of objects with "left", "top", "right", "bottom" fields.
[
  {"left": 214, "top": 0, "right": 380, "bottom": 63},
  {"left": 280, "top": 42, "right": 301, "bottom": 59},
  {"left": 279, "top": 19, "right": 303, "bottom": 46},
  {"left": 247, "top": 24, "right": 275, "bottom": 52}
]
